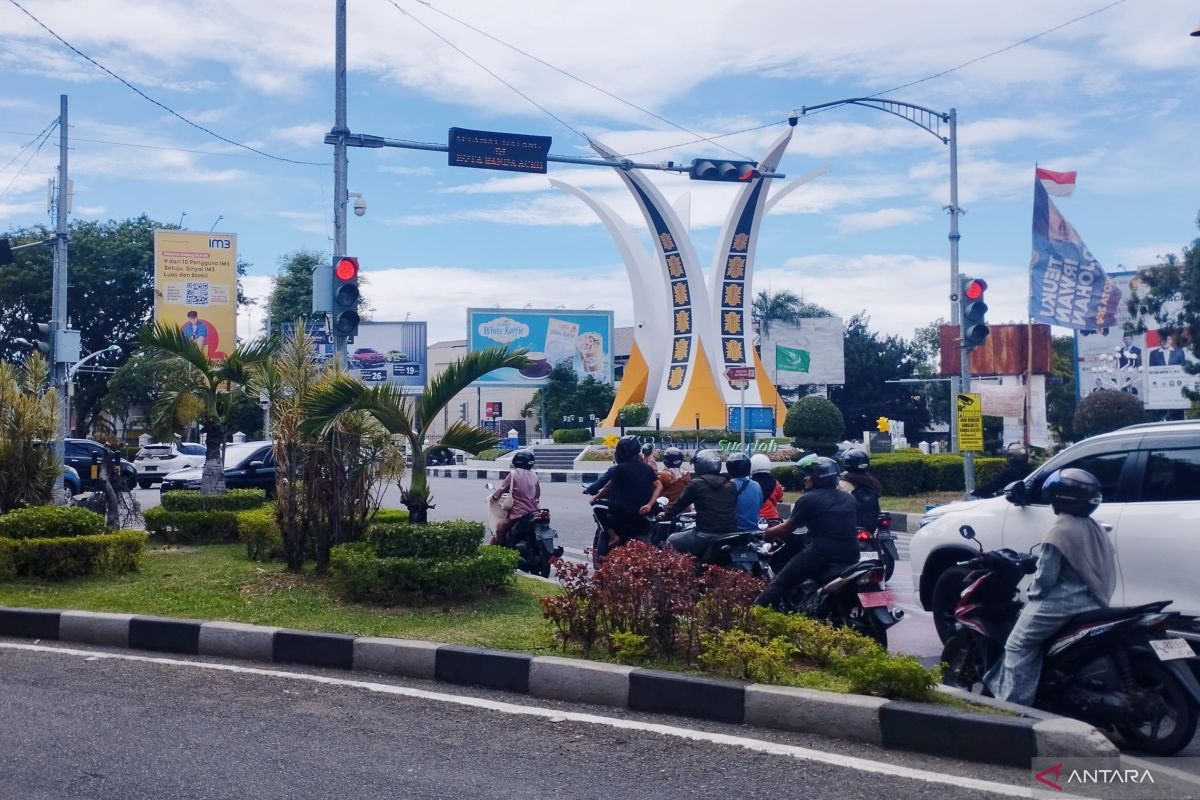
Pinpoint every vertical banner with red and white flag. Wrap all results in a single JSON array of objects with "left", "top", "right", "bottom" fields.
[{"left": 1028, "top": 170, "right": 1121, "bottom": 330}]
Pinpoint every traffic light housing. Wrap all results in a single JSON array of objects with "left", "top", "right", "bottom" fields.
[
  {"left": 34, "top": 322, "right": 53, "bottom": 356},
  {"left": 689, "top": 159, "right": 760, "bottom": 182},
  {"left": 876, "top": 416, "right": 890, "bottom": 433},
  {"left": 331, "top": 256, "right": 360, "bottom": 337},
  {"left": 961, "top": 277, "right": 990, "bottom": 350}
]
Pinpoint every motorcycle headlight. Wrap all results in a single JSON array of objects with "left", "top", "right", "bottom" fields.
[{"left": 1135, "top": 613, "right": 1172, "bottom": 629}]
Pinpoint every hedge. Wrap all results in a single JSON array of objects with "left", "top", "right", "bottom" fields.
[
  {"left": 618, "top": 403, "right": 650, "bottom": 427},
  {"left": 772, "top": 454, "right": 1007, "bottom": 495},
  {"left": 368, "top": 520, "right": 484, "bottom": 560},
  {"left": 161, "top": 488, "right": 269, "bottom": 512},
  {"left": 236, "top": 506, "right": 282, "bottom": 561},
  {"left": 551, "top": 428, "right": 592, "bottom": 444},
  {"left": 0, "top": 506, "right": 106, "bottom": 539},
  {"left": 144, "top": 507, "right": 240, "bottom": 544},
  {"left": 329, "top": 541, "right": 517, "bottom": 602},
  {"left": 624, "top": 429, "right": 737, "bottom": 444},
  {"left": 474, "top": 449, "right": 504, "bottom": 461},
  {"left": 0, "top": 530, "right": 147, "bottom": 580}
]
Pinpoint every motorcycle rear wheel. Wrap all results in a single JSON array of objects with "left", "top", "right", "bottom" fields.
[
  {"left": 1115, "top": 658, "right": 1199, "bottom": 756},
  {"left": 940, "top": 631, "right": 993, "bottom": 694}
]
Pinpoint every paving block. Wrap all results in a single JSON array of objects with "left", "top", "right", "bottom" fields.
[
  {"left": 745, "top": 684, "right": 886, "bottom": 745},
  {"left": 435, "top": 645, "right": 531, "bottom": 693},
  {"left": 354, "top": 637, "right": 440, "bottom": 679},
  {"left": 274, "top": 629, "right": 355, "bottom": 670},
  {"left": 59, "top": 611, "right": 133, "bottom": 647},
  {"left": 199, "top": 621, "right": 278, "bottom": 662},
  {"left": 0, "top": 606, "right": 60, "bottom": 639},
  {"left": 629, "top": 669, "right": 745, "bottom": 724},
  {"left": 130, "top": 615, "right": 201, "bottom": 655},
  {"left": 529, "top": 656, "right": 632, "bottom": 707}
]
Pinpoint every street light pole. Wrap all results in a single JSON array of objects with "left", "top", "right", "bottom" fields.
[
  {"left": 51, "top": 95, "right": 70, "bottom": 504},
  {"left": 330, "top": 0, "right": 349, "bottom": 361},
  {"left": 65, "top": 345, "right": 121, "bottom": 434}
]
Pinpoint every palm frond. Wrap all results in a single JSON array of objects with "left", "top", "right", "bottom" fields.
[
  {"left": 139, "top": 321, "right": 213, "bottom": 376},
  {"left": 149, "top": 389, "right": 205, "bottom": 441},
  {"left": 300, "top": 377, "right": 416, "bottom": 440},
  {"left": 419, "top": 345, "right": 528, "bottom": 425},
  {"left": 431, "top": 422, "right": 498, "bottom": 456}
]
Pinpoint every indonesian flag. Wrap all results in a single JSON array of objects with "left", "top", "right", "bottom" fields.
[{"left": 1036, "top": 167, "right": 1076, "bottom": 197}]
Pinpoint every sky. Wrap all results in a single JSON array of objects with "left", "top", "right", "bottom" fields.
[{"left": 1, "top": 0, "right": 1199, "bottom": 347}]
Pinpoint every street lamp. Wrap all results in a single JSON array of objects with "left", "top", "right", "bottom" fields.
[{"left": 66, "top": 344, "right": 122, "bottom": 431}]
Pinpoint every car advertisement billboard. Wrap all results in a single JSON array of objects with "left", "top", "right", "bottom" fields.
[
  {"left": 153, "top": 230, "right": 237, "bottom": 360},
  {"left": 467, "top": 308, "right": 614, "bottom": 387},
  {"left": 279, "top": 320, "right": 427, "bottom": 391}
]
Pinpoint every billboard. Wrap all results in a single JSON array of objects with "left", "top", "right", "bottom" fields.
[
  {"left": 279, "top": 320, "right": 427, "bottom": 391},
  {"left": 759, "top": 317, "right": 845, "bottom": 386},
  {"left": 1075, "top": 270, "right": 1200, "bottom": 410},
  {"left": 153, "top": 230, "right": 237, "bottom": 360},
  {"left": 467, "top": 308, "right": 614, "bottom": 387}
]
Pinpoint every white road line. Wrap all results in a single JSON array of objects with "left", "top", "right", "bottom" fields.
[{"left": 1, "top": 642, "right": 1026, "bottom": 797}]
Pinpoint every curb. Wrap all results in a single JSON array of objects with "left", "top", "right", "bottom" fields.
[
  {"left": 0, "top": 605, "right": 1117, "bottom": 767},
  {"left": 428, "top": 467, "right": 604, "bottom": 484}
]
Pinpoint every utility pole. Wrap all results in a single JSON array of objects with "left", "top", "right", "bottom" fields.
[
  {"left": 947, "top": 109, "right": 975, "bottom": 494},
  {"left": 331, "top": 0, "right": 349, "bottom": 362},
  {"left": 51, "top": 95, "right": 70, "bottom": 503}
]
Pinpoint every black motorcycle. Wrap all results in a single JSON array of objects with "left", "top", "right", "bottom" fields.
[
  {"left": 486, "top": 484, "right": 561, "bottom": 578},
  {"left": 856, "top": 512, "right": 898, "bottom": 581},
  {"left": 941, "top": 525, "right": 1200, "bottom": 755}
]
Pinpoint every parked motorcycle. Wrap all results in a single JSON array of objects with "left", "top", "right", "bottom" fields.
[
  {"left": 485, "top": 484, "right": 562, "bottom": 578},
  {"left": 941, "top": 525, "right": 1200, "bottom": 755},
  {"left": 856, "top": 511, "right": 898, "bottom": 581}
]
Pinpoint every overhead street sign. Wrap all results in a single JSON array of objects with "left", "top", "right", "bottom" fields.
[
  {"left": 448, "top": 127, "right": 551, "bottom": 174},
  {"left": 724, "top": 366, "right": 756, "bottom": 382}
]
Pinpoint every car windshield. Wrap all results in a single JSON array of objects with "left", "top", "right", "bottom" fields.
[
  {"left": 222, "top": 443, "right": 267, "bottom": 469},
  {"left": 139, "top": 446, "right": 172, "bottom": 457}
]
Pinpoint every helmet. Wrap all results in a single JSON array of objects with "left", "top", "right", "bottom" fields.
[
  {"left": 641, "top": 442, "right": 655, "bottom": 456},
  {"left": 796, "top": 453, "right": 821, "bottom": 470},
  {"left": 614, "top": 436, "right": 641, "bottom": 463},
  {"left": 663, "top": 447, "right": 685, "bottom": 468},
  {"left": 511, "top": 449, "right": 535, "bottom": 470},
  {"left": 841, "top": 448, "right": 870, "bottom": 473},
  {"left": 800, "top": 456, "right": 840, "bottom": 488},
  {"left": 1043, "top": 468, "right": 1102, "bottom": 517},
  {"left": 692, "top": 449, "right": 722, "bottom": 476},
  {"left": 726, "top": 451, "right": 751, "bottom": 478},
  {"left": 750, "top": 453, "right": 772, "bottom": 474},
  {"left": 1006, "top": 443, "right": 1030, "bottom": 463}
]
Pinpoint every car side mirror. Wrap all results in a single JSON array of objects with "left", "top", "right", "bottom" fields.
[
  {"left": 247, "top": 460, "right": 263, "bottom": 473},
  {"left": 1004, "top": 480, "right": 1027, "bottom": 506}
]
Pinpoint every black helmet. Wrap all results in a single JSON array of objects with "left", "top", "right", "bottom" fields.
[
  {"left": 801, "top": 456, "right": 840, "bottom": 488},
  {"left": 1043, "top": 468, "right": 1102, "bottom": 517},
  {"left": 641, "top": 442, "right": 655, "bottom": 456},
  {"left": 726, "top": 451, "right": 751, "bottom": 478},
  {"left": 614, "top": 436, "right": 641, "bottom": 463},
  {"left": 692, "top": 449, "right": 722, "bottom": 476},
  {"left": 1006, "top": 443, "right": 1030, "bottom": 464},
  {"left": 511, "top": 449, "right": 535, "bottom": 469},
  {"left": 662, "top": 447, "right": 684, "bottom": 468},
  {"left": 842, "top": 448, "right": 870, "bottom": 473}
]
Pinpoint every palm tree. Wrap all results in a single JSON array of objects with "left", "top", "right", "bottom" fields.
[
  {"left": 752, "top": 290, "right": 832, "bottom": 339},
  {"left": 301, "top": 346, "right": 527, "bottom": 523},
  {"left": 139, "top": 321, "right": 278, "bottom": 494}
]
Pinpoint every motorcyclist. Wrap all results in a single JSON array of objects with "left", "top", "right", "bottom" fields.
[
  {"left": 750, "top": 453, "right": 784, "bottom": 523},
  {"left": 725, "top": 451, "right": 763, "bottom": 532},
  {"left": 656, "top": 447, "right": 691, "bottom": 505},
  {"left": 489, "top": 449, "right": 540, "bottom": 546},
  {"left": 973, "top": 443, "right": 1033, "bottom": 499},
  {"left": 660, "top": 449, "right": 738, "bottom": 558},
  {"left": 586, "top": 435, "right": 660, "bottom": 556},
  {"left": 640, "top": 441, "right": 660, "bottom": 471},
  {"left": 837, "top": 448, "right": 883, "bottom": 531},
  {"left": 984, "top": 468, "right": 1116, "bottom": 706},
  {"left": 755, "top": 456, "right": 859, "bottom": 609}
]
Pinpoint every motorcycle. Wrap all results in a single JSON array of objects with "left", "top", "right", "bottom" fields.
[
  {"left": 484, "top": 484, "right": 562, "bottom": 578},
  {"left": 856, "top": 511, "right": 898, "bottom": 581},
  {"left": 941, "top": 525, "right": 1200, "bottom": 755}
]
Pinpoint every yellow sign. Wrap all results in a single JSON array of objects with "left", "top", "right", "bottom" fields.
[
  {"left": 153, "top": 230, "right": 237, "bottom": 360},
  {"left": 956, "top": 393, "right": 983, "bottom": 451},
  {"left": 876, "top": 416, "right": 890, "bottom": 432}
]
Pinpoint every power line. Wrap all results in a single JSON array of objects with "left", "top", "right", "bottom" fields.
[
  {"left": 0, "top": 118, "right": 57, "bottom": 203},
  {"left": 5, "top": 0, "right": 326, "bottom": 167},
  {"left": 0, "top": 117, "right": 58, "bottom": 176}
]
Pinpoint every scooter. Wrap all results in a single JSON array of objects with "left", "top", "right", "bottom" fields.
[
  {"left": 774, "top": 549, "right": 903, "bottom": 649},
  {"left": 941, "top": 525, "right": 1200, "bottom": 755},
  {"left": 485, "top": 484, "right": 562, "bottom": 578},
  {"left": 856, "top": 511, "right": 898, "bottom": 581}
]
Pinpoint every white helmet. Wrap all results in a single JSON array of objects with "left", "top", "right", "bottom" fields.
[{"left": 750, "top": 453, "right": 772, "bottom": 474}]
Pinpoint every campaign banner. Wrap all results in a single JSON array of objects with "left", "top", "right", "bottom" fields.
[
  {"left": 760, "top": 317, "right": 845, "bottom": 385},
  {"left": 153, "top": 230, "right": 237, "bottom": 360},
  {"left": 1028, "top": 180, "right": 1121, "bottom": 331},
  {"left": 467, "top": 308, "right": 614, "bottom": 387}
]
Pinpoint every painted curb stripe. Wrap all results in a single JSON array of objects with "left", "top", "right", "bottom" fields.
[
  {"left": 129, "top": 616, "right": 200, "bottom": 655},
  {"left": 435, "top": 645, "right": 530, "bottom": 693},
  {"left": 274, "top": 629, "right": 355, "bottom": 669},
  {"left": 0, "top": 607, "right": 60, "bottom": 640},
  {"left": 880, "top": 701, "right": 1037, "bottom": 767},
  {"left": 629, "top": 668, "right": 745, "bottom": 724}
]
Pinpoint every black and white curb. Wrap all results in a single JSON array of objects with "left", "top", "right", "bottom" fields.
[
  {"left": 0, "top": 605, "right": 1116, "bottom": 767},
  {"left": 428, "top": 467, "right": 604, "bottom": 484}
]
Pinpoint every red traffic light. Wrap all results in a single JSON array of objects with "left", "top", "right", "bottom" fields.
[
  {"left": 335, "top": 257, "right": 359, "bottom": 282},
  {"left": 964, "top": 278, "right": 987, "bottom": 301}
]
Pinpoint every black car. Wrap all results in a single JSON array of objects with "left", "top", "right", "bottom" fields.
[
  {"left": 159, "top": 441, "right": 276, "bottom": 497},
  {"left": 62, "top": 439, "right": 137, "bottom": 491}
]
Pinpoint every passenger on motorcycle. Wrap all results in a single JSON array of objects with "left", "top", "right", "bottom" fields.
[
  {"left": 659, "top": 449, "right": 738, "bottom": 558},
  {"left": 726, "top": 451, "right": 763, "bottom": 532},
  {"left": 838, "top": 448, "right": 882, "bottom": 530},
  {"left": 750, "top": 453, "right": 784, "bottom": 522},
  {"left": 984, "top": 468, "right": 1117, "bottom": 706},
  {"left": 640, "top": 441, "right": 660, "bottom": 471},
  {"left": 755, "top": 456, "right": 859, "bottom": 610},
  {"left": 585, "top": 436, "right": 661, "bottom": 555},
  {"left": 489, "top": 449, "right": 541, "bottom": 546},
  {"left": 656, "top": 447, "right": 691, "bottom": 505}
]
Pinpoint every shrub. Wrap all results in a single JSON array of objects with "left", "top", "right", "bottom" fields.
[
  {"left": 0, "top": 505, "right": 106, "bottom": 539},
  {"left": 772, "top": 465, "right": 802, "bottom": 491},
  {"left": 783, "top": 396, "right": 845, "bottom": 453},
  {"left": 580, "top": 448, "right": 614, "bottom": 462},
  {"left": 144, "top": 508, "right": 239, "bottom": 544},
  {"left": 368, "top": 520, "right": 484, "bottom": 559},
  {"left": 618, "top": 403, "right": 650, "bottom": 427},
  {"left": 474, "top": 449, "right": 504, "bottom": 461},
  {"left": 0, "top": 530, "right": 146, "bottom": 580},
  {"left": 371, "top": 509, "right": 409, "bottom": 526},
  {"left": 698, "top": 629, "right": 795, "bottom": 684},
  {"left": 869, "top": 453, "right": 1006, "bottom": 495},
  {"left": 838, "top": 651, "right": 938, "bottom": 701},
  {"left": 161, "top": 488, "right": 268, "bottom": 512},
  {"left": 328, "top": 541, "right": 517, "bottom": 602},
  {"left": 1073, "top": 389, "right": 1146, "bottom": 440},
  {"left": 237, "top": 506, "right": 282, "bottom": 561},
  {"left": 551, "top": 428, "right": 592, "bottom": 444}
]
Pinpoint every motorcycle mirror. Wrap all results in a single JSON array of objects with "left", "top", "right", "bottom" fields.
[
  {"left": 758, "top": 521, "right": 769, "bottom": 531},
  {"left": 1004, "top": 480, "right": 1027, "bottom": 506},
  {"left": 484, "top": 483, "right": 495, "bottom": 490},
  {"left": 656, "top": 497, "right": 669, "bottom": 507},
  {"left": 958, "top": 525, "right": 977, "bottom": 540}
]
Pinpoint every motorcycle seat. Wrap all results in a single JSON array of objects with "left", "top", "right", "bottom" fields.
[
  {"left": 814, "top": 559, "right": 866, "bottom": 584},
  {"left": 1061, "top": 601, "right": 1172, "bottom": 629}
]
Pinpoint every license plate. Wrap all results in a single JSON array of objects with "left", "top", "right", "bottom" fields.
[
  {"left": 859, "top": 550, "right": 878, "bottom": 562},
  {"left": 535, "top": 526, "right": 557, "bottom": 541},
  {"left": 731, "top": 548, "right": 757, "bottom": 564},
  {"left": 144, "top": 466, "right": 157, "bottom": 472},
  {"left": 858, "top": 591, "right": 894, "bottom": 608},
  {"left": 1150, "top": 638, "right": 1195, "bottom": 661}
]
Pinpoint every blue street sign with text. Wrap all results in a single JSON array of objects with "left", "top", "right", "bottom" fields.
[
  {"left": 448, "top": 127, "right": 551, "bottom": 174},
  {"left": 727, "top": 406, "right": 776, "bottom": 432}
]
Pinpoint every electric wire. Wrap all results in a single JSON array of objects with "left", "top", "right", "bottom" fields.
[
  {"left": 0, "top": 117, "right": 59, "bottom": 177},
  {"left": 0, "top": 118, "right": 57, "bottom": 204}
]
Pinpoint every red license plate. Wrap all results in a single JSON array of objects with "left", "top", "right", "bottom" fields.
[{"left": 858, "top": 591, "right": 894, "bottom": 608}]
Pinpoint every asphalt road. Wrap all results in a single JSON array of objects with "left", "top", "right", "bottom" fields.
[{"left": 0, "top": 641, "right": 1034, "bottom": 800}]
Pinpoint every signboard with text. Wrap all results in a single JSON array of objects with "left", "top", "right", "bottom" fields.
[
  {"left": 153, "top": 230, "right": 236, "bottom": 360},
  {"left": 727, "top": 406, "right": 775, "bottom": 432},
  {"left": 280, "top": 320, "right": 427, "bottom": 391},
  {"left": 448, "top": 127, "right": 551, "bottom": 174},
  {"left": 468, "top": 308, "right": 613, "bottom": 387},
  {"left": 956, "top": 393, "right": 984, "bottom": 451}
]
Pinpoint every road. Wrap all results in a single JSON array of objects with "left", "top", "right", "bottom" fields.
[{"left": 0, "top": 640, "right": 1034, "bottom": 800}]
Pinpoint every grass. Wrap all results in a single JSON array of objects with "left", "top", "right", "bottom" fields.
[
  {"left": 782, "top": 490, "right": 963, "bottom": 514},
  {"left": 0, "top": 544, "right": 560, "bottom": 653}
]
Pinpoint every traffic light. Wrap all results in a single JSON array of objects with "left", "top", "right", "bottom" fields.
[
  {"left": 960, "top": 277, "right": 990, "bottom": 350},
  {"left": 331, "top": 256, "right": 360, "bottom": 337},
  {"left": 689, "top": 159, "right": 760, "bottom": 182},
  {"left": 876, "top": 416, "right": 890, "bottom": 433},
  {"left": 459, "top": 402, "right": 468, "bottom": 422},
  {"left": 34, "top": 322, "right": 53, "bottom": 357}
]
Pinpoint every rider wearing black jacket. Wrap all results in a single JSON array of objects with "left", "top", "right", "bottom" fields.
[
  {"left": 662, "top": 449, "right": 737, "bottom": 557},
  {"left": 838, "top": 448, "right": 883, "bottom": 530}
]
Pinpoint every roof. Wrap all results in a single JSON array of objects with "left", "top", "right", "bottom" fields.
[
  {"left": 429, "top": 339, "right": 467, "bottom": 348},
  {"left": 614, "top": 326, "right": 633, "bottom": 358}
]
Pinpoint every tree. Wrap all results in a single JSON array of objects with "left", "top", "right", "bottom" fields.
[
  {"left": 1046, "top": 336, "right": 1078, "bottom": 441},
  {"left": 522, "top": 364, "right": 616, "bottom": 434},
  {"left": 139, "top": 322, "right": 278, "bottom": 494},
  {"left": 829, "top": 313, "right": 930, "bottom": 441},
  {"left": 267, "top": 249, "right": 325, "bottom": 333},
  {"left": 783, "top": 395, "right": 844, "bottom": 454},
  {"left": 0, "top": 353, "right": 59, "bottom": 512},
  {"left": 751, "top": 290, "right": 832, "bottom": 339},
  {"left": 910, "top": 318, "right": 951, "bottom": 424},
  {"left": 1073, "top": 389, "right": 1145, "bottom": 440},
  {"left": 302, "top": 346, "right": 527, "bottom": 523}
]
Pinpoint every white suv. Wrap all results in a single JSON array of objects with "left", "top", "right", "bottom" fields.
[
  {"left": 133, "top": 442, "right": 206, "bottom": 488},
  {"left": 912, "top": 420, "right": 1200, "bottom": 643}
]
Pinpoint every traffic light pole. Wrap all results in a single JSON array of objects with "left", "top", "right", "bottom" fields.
[
  {"left": 331, "top": 0, "right": 349, "bottom": 362},
  {"left": 51, "top": 95, "right": 70, "bottom": 503}
]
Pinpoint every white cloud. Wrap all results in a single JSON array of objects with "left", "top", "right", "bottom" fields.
[
  {"left": 268, "top": 123, "right": 328, "bottom": 149},
  {"left": 1113, "top": 243, "right": 1181, "bottom": 269},
  {"left": 835, "top": 207, "right": 930, "bottom": 235}
]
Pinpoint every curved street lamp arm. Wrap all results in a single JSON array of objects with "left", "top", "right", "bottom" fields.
[
  {"left": 67, "top": 344, "right": 121, "bottom": 382},
  {"left": 794, "top": 97, "right": 950, "bottom": 144}
]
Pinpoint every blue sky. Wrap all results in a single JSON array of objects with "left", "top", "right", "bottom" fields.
[{"left": 2, "top": 0, "right": 1199, "bottom": 345}]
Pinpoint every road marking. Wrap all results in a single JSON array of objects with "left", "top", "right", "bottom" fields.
[{"left": 1, "top": 642, "right": 1025, "bottom": 797}]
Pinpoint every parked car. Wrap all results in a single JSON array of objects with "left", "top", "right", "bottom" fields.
[
  {"left": 425, "top": 446, "right": 467, "bottom": 466},
  {"left": 350, "top": 348, "right": 385, "bottom": 368},
  {"left": 62, "top": 439, "right": 137, "bottom": 491},
  {"left": 63, "top": 465, "right": 80, "bottom": 496},
  {"left": 160, "top": 441, "right": 276, "bottom": 497},
  {"left": 911, "top": 420, "right": 1200, "bottom": 643},
  {"left": 133, "top": 442, "right": 206, "bottom": 488},
  {"left": 385, "top": 350, "right": 409, "bottom": 363}
]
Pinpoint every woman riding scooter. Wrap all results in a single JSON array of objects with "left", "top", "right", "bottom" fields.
[{"left": 489, "top": 450, "right": 540, "bottom": 546}]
